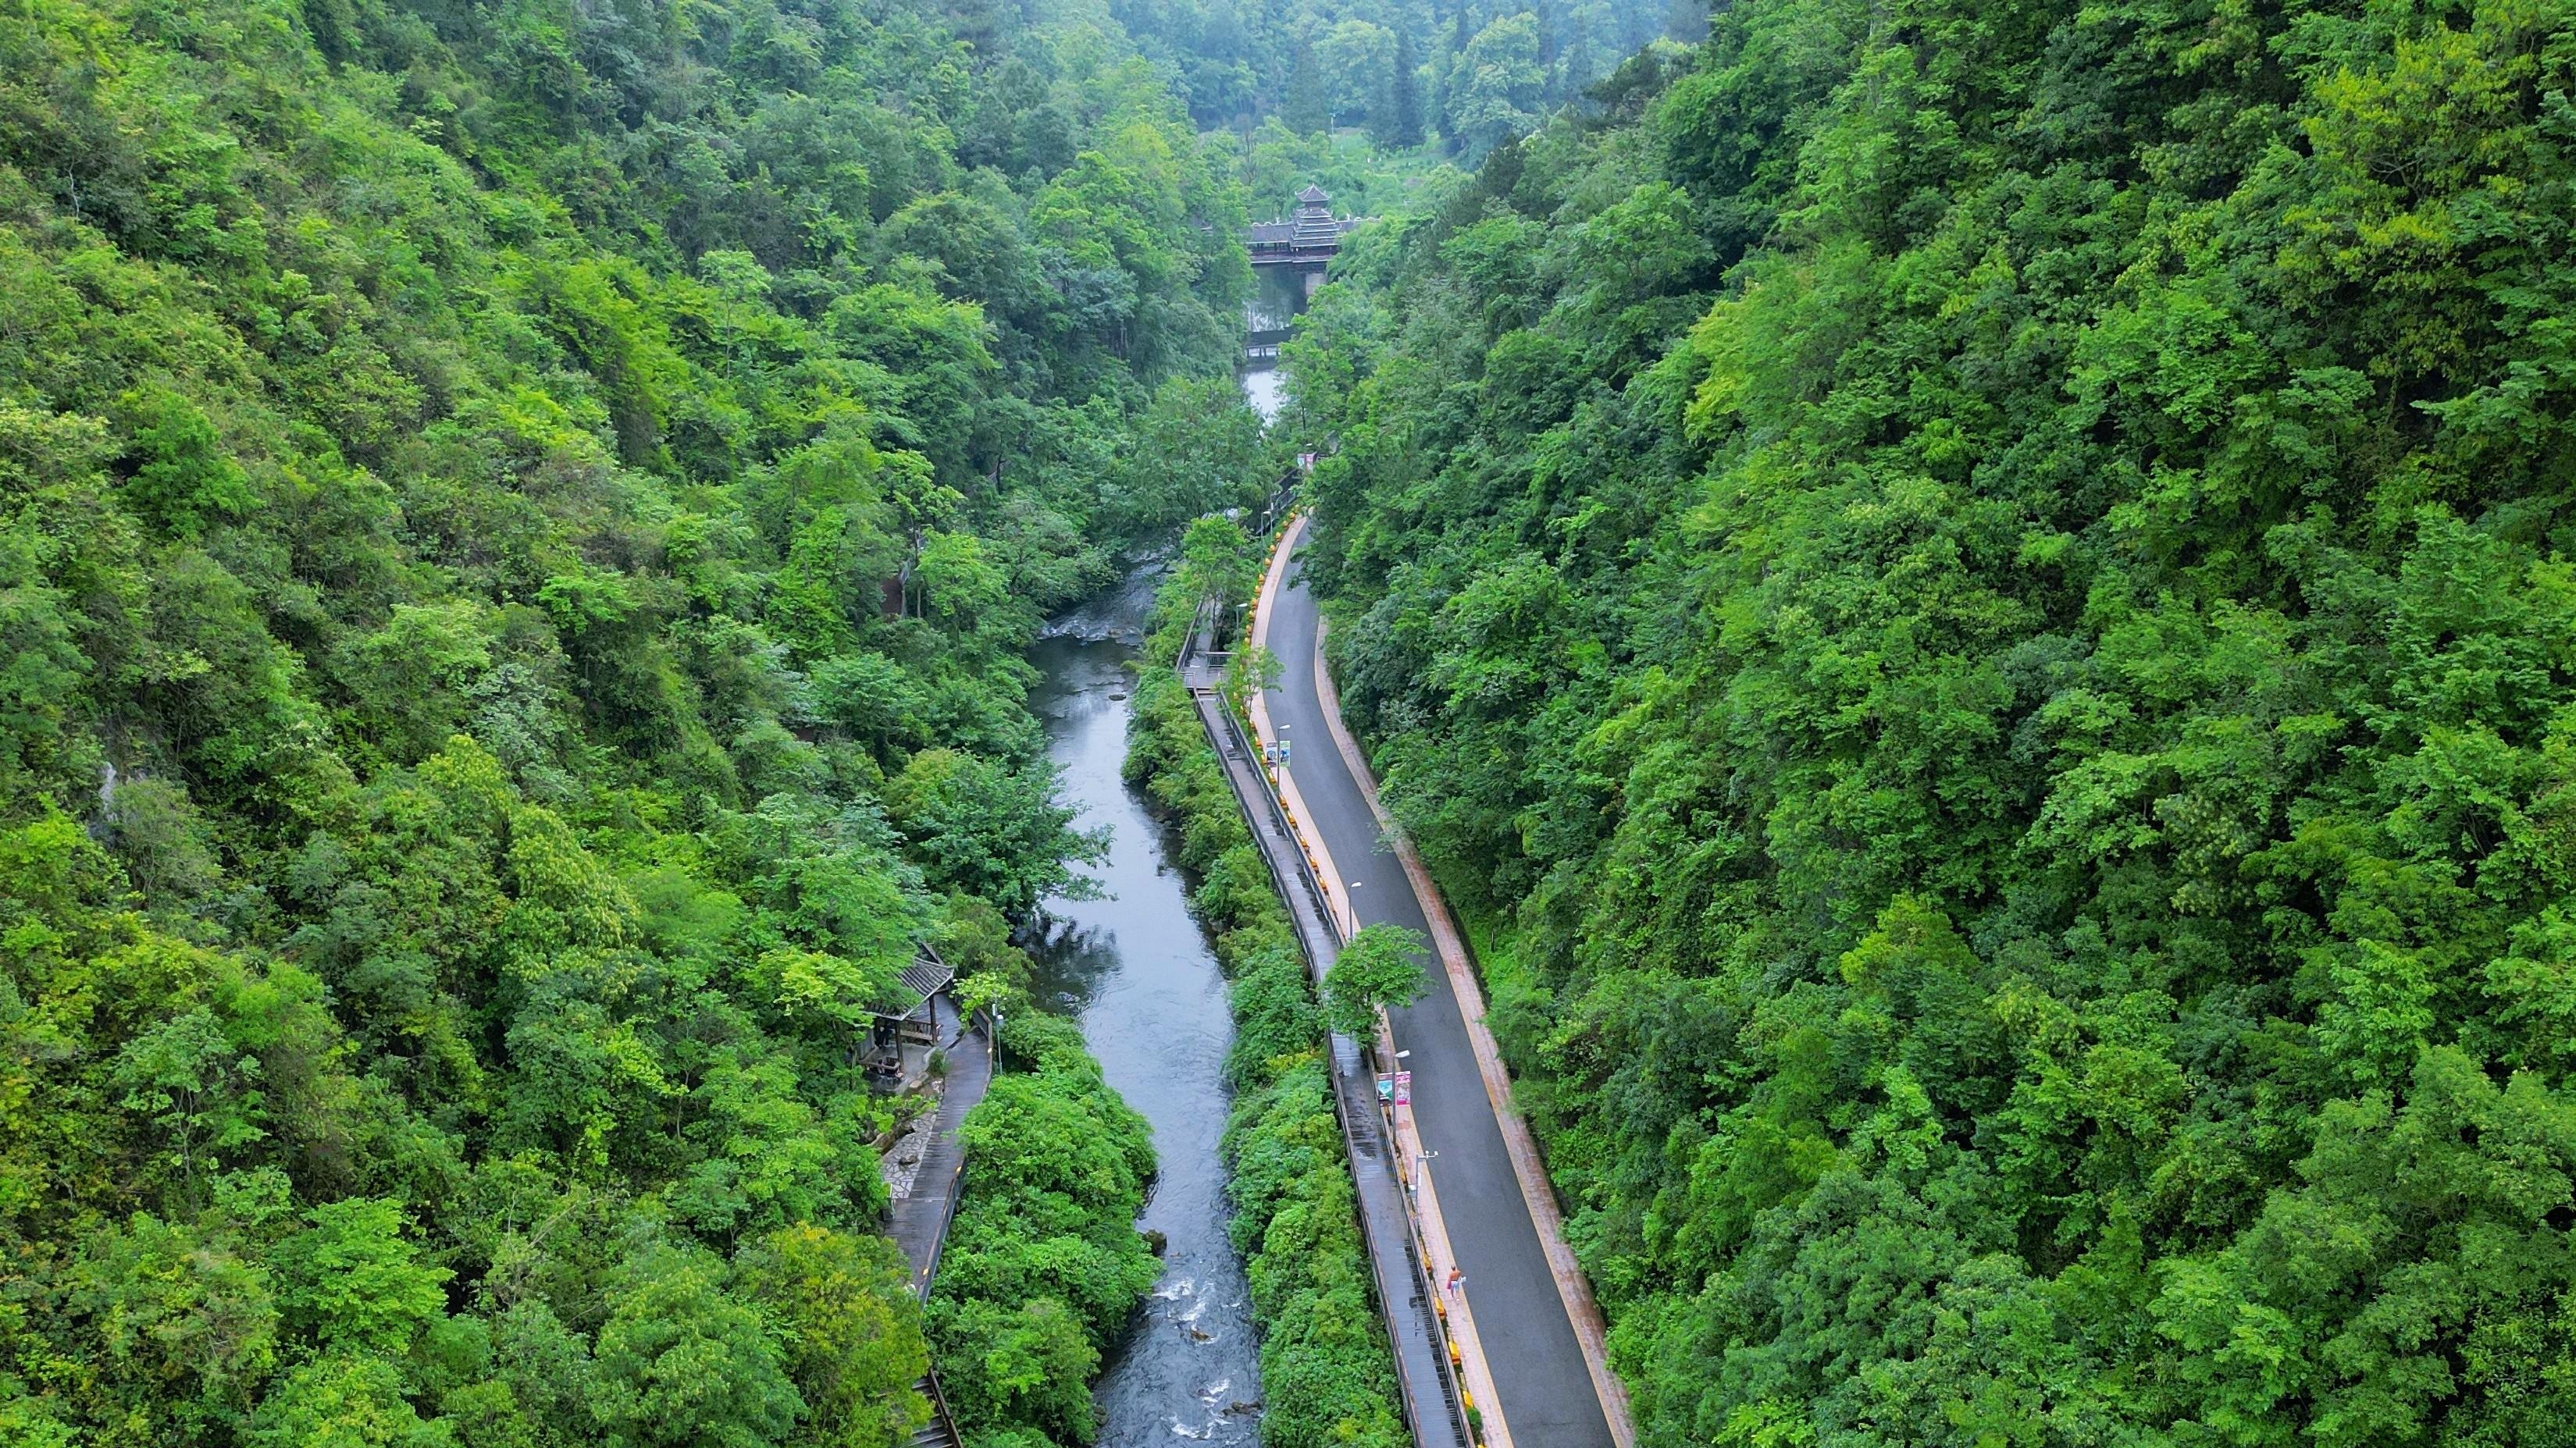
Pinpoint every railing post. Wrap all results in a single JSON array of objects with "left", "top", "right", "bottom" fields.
[{"left": 1184, "top": 682, "right": 1473, "bottom": 1448}]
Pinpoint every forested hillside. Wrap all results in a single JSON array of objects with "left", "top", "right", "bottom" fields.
[
  {"left": 1289, "top": 2, "right": 2576, "bottom": 1443},
  {"left": 0, "top": 0, "right": 1272, "bottom": 1443},
  {"left": 1117, "top": 0, "right": 1689, "bottom": 157}
]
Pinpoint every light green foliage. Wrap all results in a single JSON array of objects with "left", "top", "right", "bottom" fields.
[
  {"left": 0, "top": 0, "right": 1250, "bottom": 1439},
  {"left": 112, "top": 1005, "right": 267, "bottom": 1190},
  {"left": 1316, "top": 21, "right": 1398, "bottom": 126},
  {"left": 1322, "top": 923, "right": 1429, "bottom": 1040},
  {"left": 273, "top": 1199, "right": 451, "bottom": 1356},
  {"left": 247, "top": 1354, "right": 445, "bottom": 1448},
  {"left": 740, "top": 1226, "right": 929, "bottom": 1448},
  {"left": 1108, "top": 375, "right": 1278, "bottom": 540},
  {"left": 593, "top": 1246, "right": 804, "bottom": 1448},
  {"left": 886, "top": 749, "right": 1099, "bottom": 917},
  {"left": 1284, "top": 0, "right": 2576, "bottom": 1441}
]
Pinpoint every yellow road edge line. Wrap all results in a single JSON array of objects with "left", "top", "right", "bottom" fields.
[
  {"left": 1305, "top": 575, "right": 1641, "bottom": 1448},
  {"left": 1249, "top": 512, "right": 1514, "bottom": 1448}
]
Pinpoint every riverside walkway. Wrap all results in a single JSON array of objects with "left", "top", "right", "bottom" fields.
[
  {"left": 884, "top": 1003, "right": 992, "bottom": 1448},
  {"left": 1257, "top": 518, "right": 1631, "bottom": 1448},
  {"left": 1178, "top": 625, "right": 1470, "bottom": 1448},
  {"left": 886, "top": 1004, "right": 995, "bottom": 1295}
]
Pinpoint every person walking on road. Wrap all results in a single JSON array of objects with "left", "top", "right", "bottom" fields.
[{"left": 1445, "top": 1266, "right": 1463, "bottom": 1297}]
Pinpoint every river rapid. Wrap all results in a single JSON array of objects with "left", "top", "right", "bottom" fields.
[{"left": 1028, "top": 567, "right": 1262, "bottom": 1445}]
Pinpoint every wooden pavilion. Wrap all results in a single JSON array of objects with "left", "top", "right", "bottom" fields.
[{"left": 863, "top": 946, "right": 957, "bottom": 1085}]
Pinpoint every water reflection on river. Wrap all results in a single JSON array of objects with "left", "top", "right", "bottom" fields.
[
  {"left": 1240, "top": 365, "right": 1283, "bottom": 422},
  {"left": 1028, "top": 574, "right": 1261, "bottom": 1445}
]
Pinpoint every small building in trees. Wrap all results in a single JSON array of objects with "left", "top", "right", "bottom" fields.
[{"left": 862, "top": 946, "right": 958, "bottom": 1085}]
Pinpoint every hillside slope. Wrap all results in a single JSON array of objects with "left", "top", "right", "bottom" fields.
[
  {"left": 0, "top": 0, "right": 1269, "bottom": 1443},
  {"left": 1289, "top": 6, "right": 2576, "bottom": 1444}
]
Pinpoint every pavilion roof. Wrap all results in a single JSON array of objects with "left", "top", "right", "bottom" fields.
[{"left": 870, "top": 947, "right": 954, "bottom": 1023}]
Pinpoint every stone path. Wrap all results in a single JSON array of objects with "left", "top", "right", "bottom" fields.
[{"left": 888, "top": 1022, "right": 994, "bottom": 1300}]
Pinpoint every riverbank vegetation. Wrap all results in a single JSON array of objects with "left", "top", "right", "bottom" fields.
[
  {"left": 0, "top": 0, "right": 1252, "bottom": 1439},
  {"left": 928, "top": 1012, "right": 1160, "bottom": 1446},
  {"left": 1124, "top": 543, "right": 1407, "bottom": 1448},
  {"left": 1286, "top": 0, "right": 2576, "bottom": 1439}
]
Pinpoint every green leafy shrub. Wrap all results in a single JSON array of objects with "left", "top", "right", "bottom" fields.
[{"left": 928, "top": 1013, "right": 1160, "bottom": 1444}]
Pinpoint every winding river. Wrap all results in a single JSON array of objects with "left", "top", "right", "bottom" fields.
[{"left": 1028, "top": 571, "right": 1262, "bottom": 1445}]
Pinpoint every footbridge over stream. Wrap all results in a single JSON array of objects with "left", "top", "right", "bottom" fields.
[{"left": 1245, "top": 186, "right": 1363, "bottom": 365}]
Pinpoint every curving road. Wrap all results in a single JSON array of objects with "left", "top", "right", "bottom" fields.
[{"left": 1264, "top": 542, "right": 1619, "bottom": 1448}]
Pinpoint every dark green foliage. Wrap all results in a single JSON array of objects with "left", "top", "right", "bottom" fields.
[
  {"left": 1113, "top": 0, "right": 1682, "bottom": 146},
  {"left": 1386, "top": 29, "right": 1426, "bottom": 149},
  {"left": 1126, "top": 642, "right": 1408, "bottom": 1448},
  {"left": 0, "top": 0, "right": 1258, "bottom": 1439},
  {"left": 1286, "top": 41, "right": 1335, "bottom": 136},
  {"left": 1286, "top": 0, "right": 2576, "bottom": 1441}
]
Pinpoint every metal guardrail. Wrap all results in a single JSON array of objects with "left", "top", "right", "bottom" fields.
[
  {"left": 1213, "top": 703, "right": 1339, "bottom": 947},
  {"left": 910, "top": 1022, "right": 992, "bottom": 1304},
  {"left": 1193, "top": 691, "right": 1474, "bottom": 1448},
  {"left": 906, "top": 1020, "right": 992, "bottom": 1448}
]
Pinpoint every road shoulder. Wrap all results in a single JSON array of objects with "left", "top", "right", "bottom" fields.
[{"left": 1306, "top": 606, "right": 1641, "bottom": 1448}]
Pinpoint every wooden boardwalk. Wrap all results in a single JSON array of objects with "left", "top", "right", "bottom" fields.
[{"left": 885, "top": 1009, "right": 992, "bottom": 1448}]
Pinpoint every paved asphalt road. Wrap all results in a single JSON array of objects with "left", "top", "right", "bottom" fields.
[{"left": 1267, "top": 546, "right": 1618, "bottom": 1448}]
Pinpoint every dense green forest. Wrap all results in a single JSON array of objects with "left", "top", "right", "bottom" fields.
[
  {"left": 1119, "top": 0, "right": 1691, "bottom": 157},
  {"left": 0, "top": 0, "right": 1279, "bottom": 1442},
  {"left": 1288, "top": 1, "right": 2576, "bottom": 1444}
]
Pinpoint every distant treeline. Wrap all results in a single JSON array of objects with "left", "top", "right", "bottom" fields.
[{"left": 1116, "top": 0, "right": 1696, "bottom": 157}]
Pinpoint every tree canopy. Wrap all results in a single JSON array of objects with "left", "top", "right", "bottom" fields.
[
  {"left": 1284, "top": 0, "right": 2576, "bottom": 1441},
  {"left": 1322, "top": 923, "right": 1431, "bottom": 1041},
  {"left": 0, "top": 0, "right": 1267, "bottom": 1441}
]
